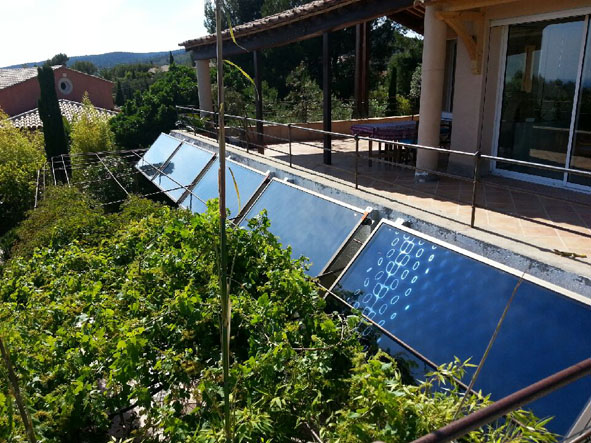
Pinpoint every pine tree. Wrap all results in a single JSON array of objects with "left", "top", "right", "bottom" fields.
[{"left": 37, "top": 65, "right": 68, "bottom": 178}]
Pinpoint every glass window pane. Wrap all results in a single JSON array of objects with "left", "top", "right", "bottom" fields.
[
  {"left": 180, "top": 159, "right": 266, "bottom": 217},
  {"left": 331, "top": 222, "right": 591, "bottom": 435},
  {"left": 570, "top": 24, "right": 591, "bottom": 187},
  {"left": 241, "top": 179, "right": 363, "bottom": 276},
  {"left": 498, "top": 18, "right": 584, "bottom": 179},
  {"left": 136, "top": 133, "right": 181, "bottom": 178},
  {"left": 155, "top": 142, "right": 215, "bottom": 202}
]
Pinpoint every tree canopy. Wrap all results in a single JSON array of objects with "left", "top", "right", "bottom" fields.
[{"left": 109, "top": 64, "right": 198, "bottom": 149}]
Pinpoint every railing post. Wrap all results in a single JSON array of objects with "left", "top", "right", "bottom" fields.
[
  {"left": 471, "top": 151, "right": 481, "bottom": 228},
  {"left": 243, "top": 115, "right": 250, "bottom": 153},
  {"left": 355, "top": 134, "right": 359, "bottom": 189},
  {"left": 288, "top": 123, "right": 293, "bottom": 168}
]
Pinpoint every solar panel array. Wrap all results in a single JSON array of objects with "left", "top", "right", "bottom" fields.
[
  {"left": 138, "top": 133, "right": 590, "bottom": 435},
  {"left": 330, "top": 220, "right": 591, "bottom": 436},
  {"left": 136, "top": 134, "right": 366, "bottom": 276}
]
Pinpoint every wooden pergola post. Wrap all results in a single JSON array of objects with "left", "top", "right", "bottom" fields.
[
  {"left": 354, "top": 21, "right": 370, "bottom": 119},
  {"left": 323, "top": 32, "right": 332, "bottom": 165},
  {"left": 253, "top": 49, "right": 264, "bottom": 153}
]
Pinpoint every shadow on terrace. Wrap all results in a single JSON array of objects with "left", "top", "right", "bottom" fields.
[{"left": 178, "top": 107, "right": 591, "bottom": 265}]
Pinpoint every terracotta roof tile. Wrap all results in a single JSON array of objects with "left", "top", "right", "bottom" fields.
[{"left": 9, "top": 99, "right": 117, "bottom": 129}]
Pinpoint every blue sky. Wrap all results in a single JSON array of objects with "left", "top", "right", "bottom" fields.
[{"left": 0, "top": 0, "right": 208, "bottom": 67}]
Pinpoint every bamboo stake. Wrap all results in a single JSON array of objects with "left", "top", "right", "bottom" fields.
[
  {"left": 215, "top": 1, "right": 232, "bottom": 441},
  {"left": 0, "top": 335, "right": 37, "bottom": 443}
]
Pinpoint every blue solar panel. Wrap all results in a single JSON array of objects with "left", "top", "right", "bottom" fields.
[
  {"left": 330, "top": 220, "right": 591, "bottom": 435},
  {"left": 136, "top": 133, "right": 182, "bottom": 178},
  {"left": 179, "top": 159, "right": 266, "bottom": 217},
  {"left": 240, "top": 179, "right": 364, "bottom": 276},
  {"left": 155, "top": 142, "right": 215, "bottom": 202}
]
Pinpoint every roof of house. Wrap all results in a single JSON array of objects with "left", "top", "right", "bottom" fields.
[
  {"left": 0, "top": 66, "right": 60, "bottom": 90},
  {"left": 9, "top": 99, "right": 117, "bottom": 129},
  {"left": 180, "top": 0, "right": 423, "bottom": 56},
  {"left": 0, "top": 65, "right": 114, "bottom": 91}
]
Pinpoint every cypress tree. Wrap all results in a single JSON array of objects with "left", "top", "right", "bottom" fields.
[
  {"left": 169, "top": 51, "right": 175, "bottom": 65},
  {"left": 37, "top": 65, "right": 68, "bottom": 177},
  {"left": 115, "top": 80, "right": 125, "bottom": 106},
  {"left": 386, "top": 65, "right": 398, "bottom": 116}
]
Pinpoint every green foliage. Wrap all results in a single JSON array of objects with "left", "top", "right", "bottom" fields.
[
  {"left": 46, "top": 53, "right": 69, "bottom": 66},
  {"left": 6, "top": 187, "right": 161, "bottom": 260},
  {"left": 386, "top": 63, "right": 398, "bottom": 115},
  {"left": 70, "top": 60, "right": 98, "bottom": 75},
  {"left": 70, "top": 95, "right": 115, "bottom": 155},
  {"left": 0, "top": 113, "right": 45, "bottom": 235},
  {"left": 37, "top": 65, "right": 68, "bottom": 164},
  {"left": 284, "top": 62, "right": 322, "bottom": 122},
  {"left": 115, "top": 81, "right": 125, "bottom": 106},
  {"left": 7, "top": 186, "right": 108, "bottom": 259},
  {"left": 409, "top": 64, "right": 422, "bottom": 113},
  {"left": 0, "top": 200, "right": 556, "bottom": 441},
  {"left": 110, "top": 64, "right": 198, "bottom": 150},
  {"left": 73, "top": 155, "right": 139, "bottom": 207}
]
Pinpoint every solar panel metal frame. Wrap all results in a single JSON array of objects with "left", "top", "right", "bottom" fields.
[
  {"left": 178, "top": 158, "right": 271, "bottom": 219},
  {"left": 134, "top": 133, "right": 183, "bottom": 180},
  {"left": 154, "top": 142, "right": 217, "bottom": 202},
  {"left": 327, "top": 217, "right": 591, "bottom": 437},
  {"left": 237, "top": 178, "right": 368, "bottom": 277}
]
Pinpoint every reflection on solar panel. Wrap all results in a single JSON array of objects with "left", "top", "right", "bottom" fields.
[
  {"left": 155, "top": 142, "right": 215, "bottom": 202},
  {"left": 136, "top": 133, "right": 182, "bottom": 178},
  {"left": 179, "top": 159, "right": 266, "bottom": 217},
  {"left": 240, "top": 179, "right": 365, "bottom": 276},
  {"left": 330, "top": 219, "right": 591, "bottom": 435}
]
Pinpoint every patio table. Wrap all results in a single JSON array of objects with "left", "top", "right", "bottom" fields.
[{"left": 351, "top": 121, "right": 418, "bottom": 166}]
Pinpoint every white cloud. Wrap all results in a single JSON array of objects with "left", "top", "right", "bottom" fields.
[{"left": 0, "top": 0, "right": 208, "bottom": 67}]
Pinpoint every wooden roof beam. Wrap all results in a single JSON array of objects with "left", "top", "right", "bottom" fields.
[{"left": 436, "top": 10, "right": 485, "bottom": 74}]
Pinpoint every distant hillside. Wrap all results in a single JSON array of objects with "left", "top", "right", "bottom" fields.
[{"left": 3, "top": 49, "right": 191, "bottom": 69}]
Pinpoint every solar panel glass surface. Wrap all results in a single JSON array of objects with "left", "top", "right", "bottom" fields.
[
  {"left": 155, "top": 142, "right": 215, "bottom": 202},
  {"left": 331, "top": 221, "right": 591, "bottom": 435},
  {"left": 241, "top": 179, "right": 363, "bottom": 276},
  {"left": 136, "top": 134, "right": 181, "bottom": 178},
  {"left": 179, "top": 159, "right": 266, "bottom": 217}
]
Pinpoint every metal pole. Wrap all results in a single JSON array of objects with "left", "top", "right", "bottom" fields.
[
  {"left": 411, "top": 358, "right": 591, "bottom": 443},
  {"left": 355, "top": 135, "right": 359, "bottom": 189},
  {"left": 288, "top": 123, "right": 293, "bottom": 168},
  {"left": 215, "top": 0, "right": 231, "bottom": 441},
  {"left": 470, "top": 151, "right": 481, "bottom": 228}
]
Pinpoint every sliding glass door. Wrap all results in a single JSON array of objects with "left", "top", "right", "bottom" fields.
[
  {"left": 570, "top": 21, "right": 591, "bottom": 187},
  {"left": 496, "top": 14, "right": 591, "bottom": 189}
]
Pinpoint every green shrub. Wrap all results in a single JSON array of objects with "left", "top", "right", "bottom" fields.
[
  {"left": 0, "top": 205, "right": 556, "bottom": 442},
  {"left": 0, "top": 112, "right": 45, "bottom": 235},
  {"left": 70, "top": 94, "right": 115, "bottom": 156},
  {"left": 72, "top": 155, "right": 139, "bottom": 208},
  {"left": 8, "top": 186, "right": 108, "bottom": 258},
  {"left": 7, "top": 187, "right": 163, "bottom": 260}
]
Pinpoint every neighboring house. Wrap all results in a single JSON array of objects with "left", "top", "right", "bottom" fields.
[
  {"left": 0, "top": 65, "right": 114, "bottom": 116},
  {"left": 181, "top": 0, "right": 591, "bottom": 192},
  {"left": 9, "top": 99, "right": 117, "bottom": 130}
]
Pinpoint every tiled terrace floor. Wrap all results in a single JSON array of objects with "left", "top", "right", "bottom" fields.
[{"left": 263, "top": 138, "right": 591, "bottom": 267}]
